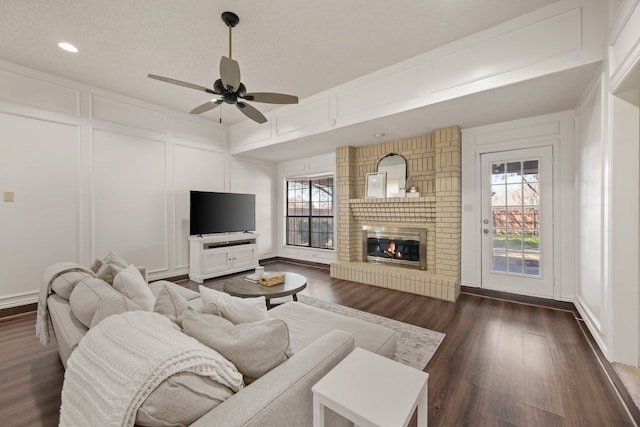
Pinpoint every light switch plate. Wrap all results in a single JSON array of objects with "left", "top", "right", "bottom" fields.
[{"left": 4, "top": 192, "right": 14, "bottom": 202}]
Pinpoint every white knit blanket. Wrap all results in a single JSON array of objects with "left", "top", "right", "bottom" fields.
[
  {"left": 59, "top": 311, "right": 244, "bottom": 427},
  {"left": 36, "top": 262, "right": 94, "bottom": 345}
]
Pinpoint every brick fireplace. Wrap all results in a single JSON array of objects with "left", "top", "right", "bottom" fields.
[{"left": 330, "top": 126, "right": 461, "bottom": 302}]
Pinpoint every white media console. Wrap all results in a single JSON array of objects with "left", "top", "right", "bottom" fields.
[{"left": 188, "top": 233, "right": 259, "bottom": 283}]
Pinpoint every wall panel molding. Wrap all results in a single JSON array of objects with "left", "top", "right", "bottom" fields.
[
  {"left": 0, "top": 67, "right": 79, "bottom": 116},
  {"left": 91, "top": 95, "right": 167, "bottom": 133},
  {"left": 430, "top": 8, "right": 581, "bottom": 92},
  {"left": 608, "top": 0, "right": 640, "bottom": 92}
]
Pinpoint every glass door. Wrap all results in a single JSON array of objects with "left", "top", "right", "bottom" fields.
[{"left": 481, "top": 146, "right": 554, "bottom": 297}]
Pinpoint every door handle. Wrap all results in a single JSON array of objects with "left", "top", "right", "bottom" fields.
[{"left": 483, "top": 229, "right": 489, "bottom": 234}]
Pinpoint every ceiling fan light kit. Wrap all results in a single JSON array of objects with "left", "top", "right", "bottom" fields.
[{"left": 148, "top": 11, "right": 298, "bottom": 124}]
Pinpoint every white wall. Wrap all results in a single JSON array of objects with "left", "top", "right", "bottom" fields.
[
  {"left": 0, "top": 61, "right": 276, "bottom": 309},
  {"left": 574, "top": 75, "right": 640, "bottom": 364},
  {"left": 608, "top": 89, "right": 640, "bottom": 365},
  {"left": 461, "top": 111, "right": 576, "bottom": 301},
  {"left": 276, "top": 153, "right": 336, "bottom": 264},
  {"left": 574, "top": 73, "right": 608, "bottom": 351},
  {"left": 229, "top": 157, "right": 278, "bottom": 258},
  {"left": 569, "top": 0, "right": 640, "bottom": 365}
]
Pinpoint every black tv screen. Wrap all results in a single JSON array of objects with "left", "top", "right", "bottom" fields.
[{"left": 190, "top": 191, "right": 256, "bottom": 235}]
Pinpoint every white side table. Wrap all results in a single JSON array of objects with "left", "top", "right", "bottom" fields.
[{"left": 312, "top": 347, "right": 429, "bottom": 427}]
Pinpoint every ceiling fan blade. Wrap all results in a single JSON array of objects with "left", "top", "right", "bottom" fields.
[
  {"left": 148, "top": 74, "right": 214, "bottom": 93},
  {"left": 236, "top": 101, "right": 267, "bottom": 124},
  {"left": 220, "top": 56, "right": 241, "bottom": 91},
  {"left": 242, "top": 92, "right": 299, "bottom": 104},
  {"left": 190, "top": 99, "right": 223, "bottom": 115}
]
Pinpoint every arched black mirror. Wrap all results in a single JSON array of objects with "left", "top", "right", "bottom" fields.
[{"left": 377, "top": 153, "right": 407, "bottom": 197}]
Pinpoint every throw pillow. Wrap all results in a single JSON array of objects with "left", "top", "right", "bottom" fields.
[
  {"left": 90, "top": 296, "right": 142, "bottom": 328},
  {"left": 93, "top": 251, "right": 129, "bottom": 284},
  {"left": 69, "top": 278, "right": 125, "bottom": 328},
  {"left": 51, "top": 271, "right": 94, "bottom": 300},
  {"left": 153, "top": 284, "right": 190, "bottom": 326},
  {"left": 182, "top": 309, "right": 293, "bottom": 383},
  {"left": 102, "top": 251, "right": 129, "bottom": 268},
  {"left": 113, "top": 265, "right": 156, "bottom": 311},
  {"left": 149, "top": 280, "right": 200, "bottom": 302},
  {"left": 198, "top": 285, "right": 267, "bottom": 324},
  {"left": 89, "top": 257, "right": 103, "bottom": 273},
  {"left": 197, "top": 303, "right": 221, "bottom": 316},
  {"left": 136, "top": 372, "right": 234, "bottom": 427},
  {"left": 95, "top": 263, "right": 123, "bottom": 285}
]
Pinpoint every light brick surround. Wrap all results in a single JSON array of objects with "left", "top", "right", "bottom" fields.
[{"left": 330, "top": 127, "right": 461, "bottom": 302}]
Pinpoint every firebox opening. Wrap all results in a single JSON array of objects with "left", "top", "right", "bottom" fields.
[{"left": 362, "top": 226, "right": 427, "bottom": 270}]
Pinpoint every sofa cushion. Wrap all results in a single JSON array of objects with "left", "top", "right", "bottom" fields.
[
  {"left": 136, "top": 372, "right": 234, "bottom": 427},
  {"left": 69, "top": 278, "right": 125, "bottom": 328},
  {"left": 113, "top": 265, "right": 155, "bottom": 311},
  {"left": 47, "top": 293, "right": 88, "bottom": 369},
  {"left": 269, "top": 302, "right": 398, "bottom": 359},
  {"left": 183, "top": 310, "right": 292, "bottom": 383},
  {"left": 51, "top": 271, "right": 94, "bottom": 300},
  {"left": 198, "top": 285, "right": 267, "bottom": 324},
  {"left": 153, "top": 284, "right": 190, "bottom": 326},
  {"left": 90, "top": 296, "right": 142, "bottom": 328}
]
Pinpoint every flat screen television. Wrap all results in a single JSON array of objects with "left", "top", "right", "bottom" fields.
[{"left": 190, "top": 191, "right": 256, "bottom": 235}]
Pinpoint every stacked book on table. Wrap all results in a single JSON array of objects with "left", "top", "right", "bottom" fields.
[{"left": 244, "top": 273, "right": 262, "bottom": 284}]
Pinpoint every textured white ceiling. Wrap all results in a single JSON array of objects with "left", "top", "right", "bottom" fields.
[{"left": 0, "top": 0, "right": 560, "bottom": 126}]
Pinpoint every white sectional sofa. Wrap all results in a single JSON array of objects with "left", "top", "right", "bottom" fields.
[{"left": 42, "top": 262, "right": 398, "bottom": 426}]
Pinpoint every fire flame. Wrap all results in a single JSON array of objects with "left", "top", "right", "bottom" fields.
[{"left": 383, "top": 242, "right": 402, "bottom": 258}]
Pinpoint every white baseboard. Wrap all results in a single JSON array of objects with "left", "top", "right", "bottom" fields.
[{"left": 0, "top": 291, "right": 38, "bottom": 309}]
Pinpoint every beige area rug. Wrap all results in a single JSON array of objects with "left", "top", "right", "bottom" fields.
[
  {"left": 296, "top": 294, "right": 445, "bottom": 370},
  {"left": 613, "top": 362, "right": 640, "bottom": 410}
]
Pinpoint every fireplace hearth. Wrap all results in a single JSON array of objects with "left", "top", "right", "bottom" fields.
[{"left": 362, "top": 226, "right": 427, "bottom": 270}]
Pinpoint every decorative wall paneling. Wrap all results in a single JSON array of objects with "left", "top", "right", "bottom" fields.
[
  {"left": 91, "top": 130, "right": 169, "bottom": 274},
  {"left": 430, "top": 8, "right": 581, "bottom": 92},
  {"left": 0, "top": 68, "right": 79, "bottom": 116},
  {"left": 574, "top": 73, "right": 607, "bottom": 354},
  {"left": 609, "top": 0, "right": 640, "bottom": 92},
  {"left": 230, "top": 0, "right": 605, "bottom": 154},
  {"left": 91, "top": 95, "right": 167, "bottom": 133},
  {"left": 173, "top": 144, "right": 227, "bottom": 270},
  {"left": 228, "top": 158, "right": 278, "bottom": 257},
  {"left": 0, "top": 113, "right": 80, "bottom": 309},
  {"left": 276, "top": 97, "right": 331, "bottom": 138},
  {"left": 607, "top": 89, "right": 640, "bottom": 365},
  {"left": 0, "top": 60, "right": 275, "bottom": 309}
]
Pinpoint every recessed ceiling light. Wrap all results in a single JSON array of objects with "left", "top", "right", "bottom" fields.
[
  {"left": 58, "top": 42, "right": 78, "bottom": 53},
  {"left": 374, "top": 133, "right": 386, "bottom": 138}
]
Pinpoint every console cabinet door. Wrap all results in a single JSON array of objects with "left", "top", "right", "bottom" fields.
[
  {"left": 233, "top": 246, "right": 257, "bottom": 270},
  {"left": 202, "top": 249, "right": 233, "bottom": 274}
]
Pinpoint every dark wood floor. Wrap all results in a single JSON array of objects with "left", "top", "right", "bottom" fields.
[{"left": 0, "top": 259, "right": 634, "bottom": 426}]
